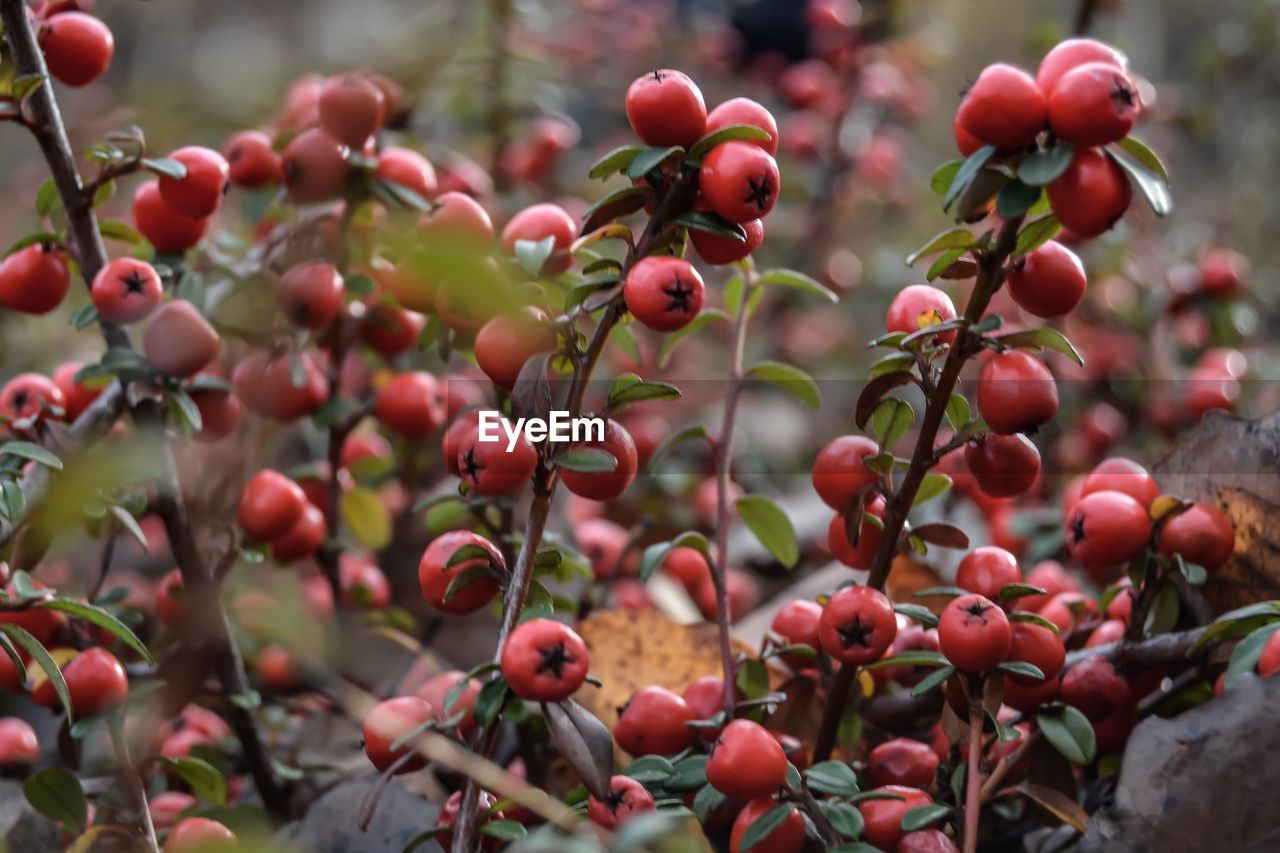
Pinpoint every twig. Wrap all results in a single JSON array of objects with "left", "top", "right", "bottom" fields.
[
  {"left": 963, "top": 683, "right": 984, "bottom": 853},
  {"left": 109, "top": 718, "right": 160, "bottom": 853},
  {"left": 979, "top": 730, "right": 1039, "bottom": 804},
  {"left": 486, "top": 0, "right": 514, "bottom": 191}
]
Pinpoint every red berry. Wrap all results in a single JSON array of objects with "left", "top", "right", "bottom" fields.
[
  {"left": 91, "top": 258, "right": 163, "bottom": 324},
  {"left": 414, "top": 671, "right": 481, "bottom": 736},
  {"left": 52, "top": 362, "right": 102, "bottom": 422},
  {"left": 278, "top": 262, "right": 343, "bottom": 330},
  {"left": 159, "top": 147, "right": 230, "bottom": 219},
  {"left": 661, "top": 546, "right": 711, "bottom": 592},
  {"left": 956, "top": 546, "right": 1022, "bottom": 600},
  {"left": 1065, "top": 490, "right": 1151, "bottom": 569},
  {"left": 419, "top": 191, "right": 494, "bottom": 242},
  {"left": 456, "top": 422, "right": 537, "bottom": 496},
  {"left": 827, "top": 495, "right": 886, "bottom": 570},
  {"left": 1047, "top": 147, "right": 1132, "bottom": 238},
  {"left": 1086, "top": 618, "right": 1126, "bottom": 648},
  {"left": 1015, "top": 561, "right": 1079, "bottom": 613},
  {"left": 231, "top": 350, "right": 329, "bottom": 421},
  {"left": 474, "top": 307, "right": 558, "bottom": 390},
  {"left": 729, "top": 799, "right": 806, "bottom": 853},
  {"left": 953, "top": 112, "right": 983, "bottom": 156},
  {"left": 375, "top": 147, "right": 438, "bottom": 201},
  {"left": 867, "top": 737, "right": 940, "bottom": 788},
  {"left": 282, "top": 128, "right": 350, "bottom": 204},
  {"left": 164, "top": 817, "right": 238, "bottom": 853},
  {"left": 1156, "top": 503, "right": 1234, "bottom": 572},
  {"left": 1037, "top": 38, "right": 1128, "bottom": 95},
  {"left": 812, "top": 434, "right": 881, "bottom": 511},
  {"left": 1060, "top": 656, "right": 1128, "bottom": 720},
  {"left": 1006, "top": 240, "right": 1087, "bottom": 318},
  {"left": 0, "top": 372, "right": 65, "bottom": 423},
  {"left": 625, "top": 69, "right": 706, "bottom": 148},
  {"left": 223, "top": 130, "right": 283, "bottom": 188},
  {"left": 237, "top": 469, "right": 306, "bottom": 541},
  {"left": 706, "top": 719, "right": 787, "bottom": 800},
  {"left": 0, "top": 244, "right": 70, "bottom": 315},
  {"left": 858, "top": 786, "right": 932, "bottom": 851},
  {"left": 39, "top": 12, "right": 113, "bottom": 87},
  {"left": 0, "top": 718, "right": 38, "bottom": 767},
  {"left": 1037, "top": 591, "right": 1098, "bottom": 634},
  {"left": 1080, "top": 457, "right": 1159, "bottom": 509},
  {"left": 938, "top": 593, "right": 1012, "bottom": 672},
  {"left": 271, "top": 504, "right": 326, "bottom": 563},
  {"left": 770, "top": 599, "right": 823, "bottom": 665},
  {"left": 1197, "top": 248, "right": 1249, "bottom": 298},
  {"left": 501, "top": 203, "right": 576, "bottom": 275},
  {"left": 133, "top": 181, "right": 208, "bottom": 255},
  {"left": 1005, "top": 621, "right": 1065, "bottom": 685},
  {"left": 560, "top": 418, "right": 639, "bottom": 501},
  {"left": 699, "top": 141, "right": 780, "bottom": 223},
  {"left": 143, "top": 300, "right": 221, "bottom": 377},
  {"left": 623, "top": 256, "right": 705, "bottom": 332},
  {"left": 682, "top": 675, "right": 732, "bottom": 741},
  {"left": 818, "top": 585, "right": 897, "bottom": 665},
  {"left": 1002, "top": 672, "right": 1060, "bottom": 712},
  {"left": 977, "top": 350, "right": 1058, "bottom": 435},
  {"left": 1047, "top": 62, "right": 1140, "bottom": 146},
  {"left": 886, "top": 284, "right": 957, "bottom": 344},
  {"left": 62, "top": 648, "right": 128, "bottom": 717},
  {"left": 899, "top": 828, "right": 960, "bottom": 853},
  {"left": 319, "top": 73, "right": 385, "bottom": 148},
  {"left": 1257, "top": 631, "right": 1280, "bottom": 677},
  {"left": 363, "top": 696, "right": 433, "bottom": 773},
  {"left": 705, "top": 97, "right": 779, "bottom": 155},
  {"left": 375, "top": 371, "right": 446, "bottom": 437},
  {"left": 613, "top": 686, "right": 697, "bottom": 756},
  {"left": 419, "top": 530, "right": 503, "bottom": 614},
  {"left": 587, "top": 775, "right": 656, "bottom": 829},
  {"left": 500, "top": 618, "right": 590, "bottom": 702},
  {"left": 149, "top": 792, "right": 197, "bottom": 831},
  {"left": 956, "top": 63, "right": 1046, "bottom": 149},
  {"left": 690, "top": 213, "right": 764, "bottom": 265},
  {"left": 964, "top": 433, "right": 1040, "bottom": 499},
  {"left": 435, "top": 790, "right": 500, "bottom": 850},
  {"left": 694, "top": 568, "right": 759, "bottom": 623}
]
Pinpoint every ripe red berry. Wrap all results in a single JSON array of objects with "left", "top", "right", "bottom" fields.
[
  {"left": 886, "top": 284, "right": 957, "bottom": 344},
  {"left": 363, "top": 696, "right": 433, "bottom": 773},
  {"left": 1080, "top": 457, "right": 1159, "bottom": 509},
  {"left": 1156, "top": 503, "right": 1234, "bottom": 572},
  {"left": 953, "top": 112, "right": 983, "bottom": 156},
  {"left": 812, "top": 434, "right": 881, "bottom": 511},
  {"left": 1066, "top": 490, "right": 1151, "bottom": 569},
  {"left": 52, "top": 362, "right": 102, "bottom": 422},
  {"left": 164, "top": 817, "right": 238, "bottom": 853},
  {"left": 625, "top": 69, "right": 706, "bottom": 148},
  {"left": 159, "top": 147, "right": 230, "bottom": 219},
  {"left": 270, "top": 503, "right": 326, "bottom": 563},
  {"left": 61, "top": 648, "right": 128, "bottom": 717},
  {"left": 456, "top": 422, "right": 537, "bottom": 496},
  {"left": 858, "top": 786, "right": 932, "bottom": 851},
  {"left": 1006, "top": 240, "right": 1087, "bottom": 318},
  {"left": 661, "top": 546, "right": 711, "bottom": 592},
  {"left": 613, "top": 686, "right": 697, "bottom": 756},
  {"left": 964, "top": 433, "right": 1041, "bottom": 499},
  {"left": 91, "top": 258, "right": 163, "bottom": 324},
  {"left": 0, "top": 718, "right": 39, "bottom": 767},
  {"left": 231, "top": 350, "right": 329, "bottom": 421},
  {"left": 694, "top": 568, "right": 759, "bottom": 624},
  {"left": 500, "top": 203, "right": 576, "bottom": 275},
  {"left": 1197, "top": 248, "right": 1249, "bottom": 298},
  {"left": 938, "top": 593, "right": 1012, "bottom": 672},
  {"left": 414, "top": 670, "right": 481, "bottom": 736},
  {"left": 729, "top": 799, "right": 806, "bottom": 853},
  {"left": 38, "top": 12, "right": 113, "bottom": 87},
  {"left": 418, "top": 530, "right": 503, "bottom": 614},
  {"left": 0, "top": 372, "right": 65, "bottom": 423},
  {"left": 501, "top": 618, "right": 590, "bottom": 702},
  {"left": 223, "top": 130, "right": 283, "bottom": 188},
  {"left": 956, "top": 63, "right": 1046, "bottom": 149},
  {"left": 1047, "top": 62, "right": 1140, "bottom": 146},
  {"left": 623, "top": 256, "right": 706, "bottom": 332},
  {"left": 706, "top": 719, "right": 787, "bottom": 800},
  {"left": 278, "top": 262, "right": 343, "bottom": 329},
  {"left": 560, "top": 418, "right": 639, "bottom": 501},
  {"left": 319, "top": 73, "right": 385, "bottom": 147},
  {"left": 827, "top": 495, "right": 886, "bottom": 570},
  {"left": 956, "top": 546, "right": 1022, "bottom": 600},
  {"left": 474, "top": 307, "right": 558, "bottom": 390},
  {"left": 0, "top": 244, "right": 70, "bottom": 315},
  {"left": 282, "top": 128, "right": 350, "bottom": 204},
  {"left": 867, "top": 737, "right": 940, "bottom": 788},
  {"left": 237, "top": 469, "right": 306, "bottom": 541},
  {"left": 690, "top": 213, "right": 764, "bottom": 266},
  {"left": 699, "top": 141, "right": 780, "bottom": 223},
  {"left": 1005, "top": 621, "right": 1065, "bottom": 684},
  {"left": 1086, "top": 618, "right": 1126, "bottom": 648},
  {"left": 374, "top": 372, "right": 446, "bottom": 437},
  {"left": 420, "top": 191, "right": 494, "bottom": 242},
  {"left": 1047, "top": 147, "right": 1132, "bottom": 238},
  {"left": 818, "top": 585, "right": 897, "bottom": 665},
  {"left": 899, "top": 828, "right": 960, "bottom": 853},
  {"left": 133, "top": 181, "right": 208, "bottom": 255},
  {"left": 587, "top": 775, "right": 656, "bottom": 829},
  {"left": 143, "top": 300, "right": 221, "bottom": 377},
  {"left": 705, "top": 97, "right": 779, "bottom": 155},
  {"left": 1037, "top": 38, "right": 1128, "bottom": 95},
  {"left": 375, "top": 147, "right": 438, "bottom": 201},
  {"left": 770, "top": 599, "right": 823, "bottom": 666},
  {"left": 442, "top": 411, "right": 482, "bottom": 477},
  {"left": 1257, "top": 631, "right": 1280, "bottom": 677},
  {"left": 1060, "top": 656, "right": 1129, "bottom": 720},
  {"left": 977, "top": 350, "right": 1058, "bottom": 435}
]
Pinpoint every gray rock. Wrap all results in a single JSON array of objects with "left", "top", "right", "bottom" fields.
[
  {"left": 275, "top": 775, "right": 441, "bottom": 853},
  {"left": 1081, "top": 673, "right": 1280, "bottom": 852},
  {"left": 0, "top": 779, "right": 59, "bottom": 853}
]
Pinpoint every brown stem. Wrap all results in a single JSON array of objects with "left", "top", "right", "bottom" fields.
[
  {"left": 812, "top": 215, "right": 1024, "bottom": 763},
  {"left": 109, "top": 719, "right": 159, "bottom": 853},
  {"left": 1074, "top": 0, "right": 1102, "bottom": 35},
  {"left": 979, "top": 730, "right": 1038, "bottom": 804},
  {"left": 486, "top": 0, "right": 513, "bottom": 192},
  {"left": 963, "top": 687, "right": 985, "bottom": 853}
]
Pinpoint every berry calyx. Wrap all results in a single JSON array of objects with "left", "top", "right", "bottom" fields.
[
  {"left": 623, "top": 256, "right": 706, "bottom": 333},
  {"left": 818, "top": 585, "right": 897, "bottom": 665},
  {"left": 587, "top": 775, "right": 656, "bottom": 829},
  {"left": 699, "top": 141, "right": 781, "bottom": 223},
  {"left": 500, "top": 618, "right": 590, "bottom": 702},
  {"left": 625, "top": 69, "right": 707, "bottom": 148},
  {"left": 455, "top": 421, "right": 538, "bottom": 496},
  {"left": 1065, "top": 490, "right": 1151, "bottom": 570},
  {"left": 91, "top": 258, "right": 163, "bottom": 325},
  {"left": 938, "top": 593, "right": 1012, "bottom": 672},
  {"left": 1046, "top": 62, "right": 1140, "bottom": 146}
]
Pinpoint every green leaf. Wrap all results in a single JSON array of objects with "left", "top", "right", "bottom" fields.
[
  {"left": 1, "top": 625, "right": 73, "bottom": 722},
  {"left": 865, "top": 650, "right": 949, "bottom": 670},
  {"left": 692, "top": 784, "right": 725, "bottom": 823},
  {"left": 872, "top": 398, "right": 914, "bottom": 450},
  {"left": 5, "top": 230, "right": 61, "bottom": 257},
  {"left": 0, "top": 632, "right": 27, "bottom": 685},
  {"left": 914, "top": 472, "right": 953, "bottom": 506},
  {"left": 479, "top": 820, "right": 528, "bottom": 841},
  {"left": 1010, "top": 611, "right": 1061, "bottom": 634},
  {"left": 35, "top": 179, "right": 60, "bottom": 217},
  {"left": 613, "top": 809, "right": 690, "bottom": 852},
  {"left": 892, "top": 603, "right": 939, "bottom": 629},
  {"left": 1189, "top": 602, "right": 1280, "bottom": 654},
  {"left": 756, "top": 268, "right": 838, "bottom": 303},
  {"left": 162, "top": 757, "right": 227, "bottom": 806},
  {"left": 68, "top": 303, "right": 99, "bottom": 330},
  {"left": 557, "top": 448, "right": 618, "bottom": 473},
  {"left": 1017, "top": 144, "right": 1074, "bottom": 186},
  {"left": 623, "top": 755, "right": 675, "bottom": 784},
  {"left": 913, "top": 585, "right": 970, "bottom": 598},
  {"left": 995, "top": 180, "right": 1042, "bottom": 219},
  {"left": 580, "top": 186, "right": 649, "bottom": 232},
  {"left": 98, "top": 220, "right": 142, "bottom": 245},
  {"left": 1116, "top": 136, "right": 1169, "bottom": 183},
  {"left": 168, "top": 388, "right": 203, "bottom": 435},
  {"left": 804, "top": 760, "right": 860, "bottom": 797},
  {"left": 1224, "top": 622, "right": 1280, "bottom": 689},
  {"left": 825, "top": 802, "right": 865, "bottom": 839},
  {"left": 1108, "top": 146, "right": 1171, "bottom": 217},
  {"left": 637, "top": 531, "right": 710, "bottom": 583},
  {"left": 739, "top": 803, "right": 795, "bottom": 852},
  {"left": 645, "top": 424, "right": 710, "bottom": 471},
  {"left": 1013, "top": 216, "right": 1062, "bottom": 256},
  {"left": 736, "top": 495, "right": 799, "bottom": 568},
  {"left": 23, "top": 768, "right": 87, "bottom": 832},
  {"left": 944, "top": 394, "right": 971, "bottom": 431},
  {"left": 93, "top": 180, "right": 117, "bottom": 208},
  {"left": 997, "top": 661, "right": 1045, "bottom": 681},
  {"left": 747, "top": 361, "right": 820, "bottom": 410},
  {"left": 12, "top": 73, "right": 45, "bottom": 101},
  {"left": 514, "top": 236, "right": 557, "bottom": 277},
  {"left": 688, "top": 124, "right": 773, "bottom": 158},
  {"left": 0, "top": 441, "right": 63, "bottom": 470},
  {"left": 675, "top": 211, "right": 747, "bottom": 242},
  {"left": 665, "top": 755, "right": 708, "bottom": 792},
  {"left": 1037, "top": 704, "right": 1096, "bottom": 765},
  {"left": 142, "top": 157, "right": 188, "bottom": 180},
  {"left": 626, "top": 146, "right": 683, "bottom": 180},
  {"left": 943, "top": 144, "right": 997, "bottom": 210},
  {"left": 445, "top": 544, "right": 494, "bottom": 568},
  {"left": 607, "top": 376, "right": 681, "bottom": 410},
  {"left": 471, "top": 676, "right": 510, "bottom": 727},
  {"left": 927, "top": 247, "right": 971, "bottom": 281},
  {"left": 905, "top": 227, "right": 974, "bottom": 266},
  {"left": 998, "top": 583, "right": 1049, "bottom": 602},
  {"left": 588, "top": 145, "right": 645, "bottom": 179},
  {"left": 40, "top": 599, "right": 152, "bottom": 663},
  {"left": 997, "top": 327, "right": 1084, "bottom": 366},
  {"left": 910, "top": 664, "right": 955, "bottom": 697},
  {"left": 341, "top": 488, "right": 392, "bottom": 549},
  {"left": 901, "top": 803, "right": 952, "bottom": 832},
  {"left": 658, "top": 309, "right": 729, "bottom": 367},
  {"left": 868, "top": 352, "right": 915, "bottom": 379},
  {"left": 930, "top": 160, "right": 962, "bottom": 195}
]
